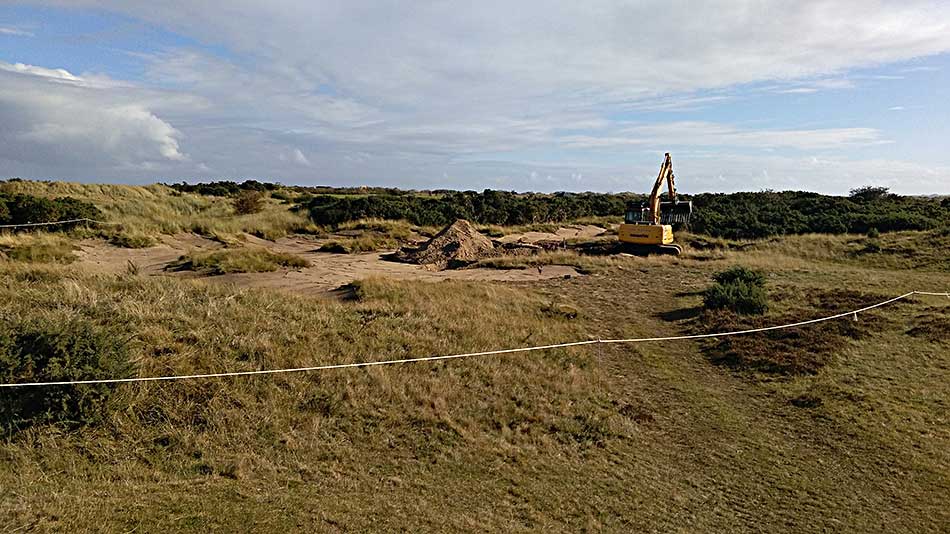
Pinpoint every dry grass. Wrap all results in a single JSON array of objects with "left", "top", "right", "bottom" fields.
[
  {"left": 167, "top": 247, "right": 309, "bottom": 274},
  {"left": 0, "top": 232, "right": 77, "bottom": 263},
  {"left": 1, "top": 180, "right": 317, "bottom": 240},
  {"left": 0, "top": 189, "right": 949, "bottom": 531}
]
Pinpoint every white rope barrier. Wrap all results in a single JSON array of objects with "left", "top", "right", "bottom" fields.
[
  {"left": 0, "top": 217, "right": 117, "bottom": 229},
  {"left": 0, "top": 290, "right": 947, "bottom": 388}
]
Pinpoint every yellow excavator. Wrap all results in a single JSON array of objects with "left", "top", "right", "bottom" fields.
[{"left": 618, "top": 153, "right": 692, "bottom": 255}]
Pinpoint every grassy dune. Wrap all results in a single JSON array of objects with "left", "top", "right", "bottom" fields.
[
  {"left": 0, "top": 182, "right": 949, "bottom": 531},
  {"left": 1, "top": 180, "right": 315, "bottom": 240}
]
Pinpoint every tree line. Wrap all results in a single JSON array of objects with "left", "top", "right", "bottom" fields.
[{"left": 301, "top": 187, "right": 949, "bottom": 238}]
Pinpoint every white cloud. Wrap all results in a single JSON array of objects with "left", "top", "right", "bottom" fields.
[
  {"left": 4, "top": 1, "right": 950, "bottom": 192},
  {"left": 888, "top": 106, "right": 906, "bottom": 111},
  {"left": 0, "top": 61, "right": 82, "bottom": 83},
  {"left": 559, "top": 122, "right": 886, "bottom": 150},
  {"left": 0, "top": 26, "right": 34, "bottom": 37},
  {"left": 776, "top": 88, "right": 820, "bottom": 94},
  {"left": 37, "top": 1, "right": 950, "bottom": 102},
  {"left": 292, "top": 149, "right": 311, "bottom": 167},
  {"left": 0, "top": 62, "right": 185, "bottom": 168}
]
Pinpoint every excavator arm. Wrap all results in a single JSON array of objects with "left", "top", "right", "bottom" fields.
[
  {"left": 618, "top": 152, "right": 692, "bottom": 255},
  {"left": 646, "top": 153, "right": 675, "bottom": 225},
  {"left": 626, "top": 153, "right": 691, "bottom": 226}
]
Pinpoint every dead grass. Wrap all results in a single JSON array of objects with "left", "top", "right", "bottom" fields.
[
  {"left": 319, "top": 234, "right": 402, "bottom": 253},
  {"left": 905, "top": 308, "right": 950, "bottom": 343},
  {"left": 0, "top": 206, "right": 949, "bottom": 531},
  {"left": 694, "top": 289, "right": 898, "bottom": 375},
  {"left": 0, "top": 180, "right": 318, "bottom": 241},
  {"left": 0, "top": 232, "right": 77, "bottom": 263},
  {"left": 167, "top": 247, "right": 309, "bottom": 274}
]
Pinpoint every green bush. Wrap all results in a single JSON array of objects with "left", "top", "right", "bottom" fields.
[
  {"left": 233, "top": 190, "right": 265, "bottom": 215},
  {"left": 712, "top": 266, "right": 767, "bottom": 287},
  {"left": 0, "top": 193, "right": 102, "bottom": 227},
  {"left": 0, "top": 317, "right": 133, "bottom": 430},
  {"left": 866, "top": 227, "right": 880, "bottom": 238},
  {"left": 704, "top": 266, "right": 768, "bottom": 315}
]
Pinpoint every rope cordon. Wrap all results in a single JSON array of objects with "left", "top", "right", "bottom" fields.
[
  {"left": 0, "top": 217, "right": 117, "bottom": 229},
  {"left": 1, "top": 290, "right": 947, "bottom": 388}
]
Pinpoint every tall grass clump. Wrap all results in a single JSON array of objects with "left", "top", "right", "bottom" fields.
[
  {"left": 0, "top": 317, "right": 133, "bottom": 430},
  {"left": 0, "top": 233, "right": 77, "bottom": 263},
  {"left": 703, "top": 266, "right": 768, "bottom": 315},
  {"left": 1, "top": 180, "right": 316, "bottom": 240},
  {"left": 168, "top": 247, "right": 309, "bottom": 274}
]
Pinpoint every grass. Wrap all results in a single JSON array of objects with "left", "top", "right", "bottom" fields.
[
  {"left": 0, "top": 232, "right": 77, "bottom": 263},
  {"left": 0, "top": 201, "right": 949, "bottom": 530},
  {"left": 109, "top": 232, "right": 157, "bottom": 249},
  {"left": 1, "top": 180, "right": 318, "bottom": 241},
  {"left": 319, "top": 235, "right": 402, "bottom": 253},
  {"left": 0, "top": 266, "right": 603, "bottom": 531},
  {"left": 167, "top": 247, "right": 309, "bottom": 275}
]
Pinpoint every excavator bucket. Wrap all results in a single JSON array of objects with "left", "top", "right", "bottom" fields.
[{"left": 659, "top": 200, "right": 693, "bottom": 225}]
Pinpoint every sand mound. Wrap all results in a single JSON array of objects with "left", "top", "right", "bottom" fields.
[{"left": 396, "top": 219, "right": 496, "bottom": 269}]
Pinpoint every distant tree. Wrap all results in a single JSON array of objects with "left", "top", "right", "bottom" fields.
[{"left": 849, "top": 186, "right": 890, "bottom": 202}]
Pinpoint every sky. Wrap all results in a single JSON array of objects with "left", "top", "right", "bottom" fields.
[{"left": 1, "top": 1, "right": 949, "bottom": 194}]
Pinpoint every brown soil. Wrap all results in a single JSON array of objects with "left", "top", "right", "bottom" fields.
[
  {"left": 498, "top": 224, "right": 607, "bottom": 245},
  {"left": 395, "top": 219, "right": 497, "bottom": 269},
  {"left": 72, "top": 231, "right": 579, "bottom": 295}
]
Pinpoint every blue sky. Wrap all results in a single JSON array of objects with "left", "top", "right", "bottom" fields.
[{"left": 1, "top": 1, "right": 949, "bottom": 194}]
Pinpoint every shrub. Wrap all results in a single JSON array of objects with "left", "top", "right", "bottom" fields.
[
  {"left": 270, "top": 190, "right": 293, "bottom": 202},
  {"left": 866, "top": 227, "right": 880, "bottom": 238},
  {"left": 703, "top": 282, "right": 769, "bottom": 315},
  {"left": 0, "top": 317, "right": 133, "bottom": 430},
  {"left": 233, "top": 191, "right": 265, "bottom": 215},
  {"left": 849, "top": 186, "right": 890, "bottom": 202},
  {"left": 0, "top": 193, "right": 102, "bottom": 228},
  {"left": 704, "top": 266, "right": 768, "bottom": 315},
  {"left": 712, "top": 266, "right": 767, "bottom": 287}
]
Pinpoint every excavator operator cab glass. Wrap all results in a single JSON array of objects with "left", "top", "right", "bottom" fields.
[{"left": 624, "top": 203, "right": 647, "bottom": 224}]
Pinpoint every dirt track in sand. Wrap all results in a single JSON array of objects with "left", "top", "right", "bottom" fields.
[{"left": 73, "top": 232, "right": 581, "bottom": 294}]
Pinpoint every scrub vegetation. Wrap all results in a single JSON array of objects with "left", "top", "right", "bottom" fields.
[{"left": 0, "top": 179, "right": 948, "bottom": 532}]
